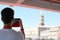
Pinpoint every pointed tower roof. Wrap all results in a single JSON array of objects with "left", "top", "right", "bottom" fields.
[{"left": 40, "top": 10, "right": 44, "bottom": 16}]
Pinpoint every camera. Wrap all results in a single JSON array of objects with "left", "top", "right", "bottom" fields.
[{"left": 12, "top": 18, "right": 21, "bottom": 27}]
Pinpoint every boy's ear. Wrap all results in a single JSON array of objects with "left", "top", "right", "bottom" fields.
[{"left": 11, "top": 19, "right": 14, "bottom": 21}]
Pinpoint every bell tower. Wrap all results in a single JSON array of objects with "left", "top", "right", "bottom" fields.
[{"left": 38, "top": 10, "right": 45, "bottom": 38}]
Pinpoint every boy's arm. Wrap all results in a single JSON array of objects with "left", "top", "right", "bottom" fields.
[{"left": 18, "top": 19, "right": 25, "bottom": 37}]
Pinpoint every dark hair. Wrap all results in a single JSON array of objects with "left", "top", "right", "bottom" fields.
[{"left": 1, "top": 7, "right": 14, "bottom": 24}]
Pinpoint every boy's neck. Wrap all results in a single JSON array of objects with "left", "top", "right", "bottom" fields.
[{"left": 3, "top": 24, "right": 12, "bottom": 29}]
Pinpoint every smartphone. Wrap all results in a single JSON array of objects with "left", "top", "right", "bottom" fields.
[{"left": 12, "top": 18, "right": 20, "bottom": 27}]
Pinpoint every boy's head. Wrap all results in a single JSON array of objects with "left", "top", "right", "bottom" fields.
[{"left": 1, "top": 7, "right": 14, "bottom": 24}]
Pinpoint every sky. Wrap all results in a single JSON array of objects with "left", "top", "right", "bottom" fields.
[{"left": 0, "top": 4, "right": 60, "bottom": 31}]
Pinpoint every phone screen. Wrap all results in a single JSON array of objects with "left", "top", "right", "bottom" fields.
[
  {"left": 12, "top": 18, "right": 20, "bottom": 27},
  {"left": 14, "top": 18, "right": 20, "bottom": 23}
]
